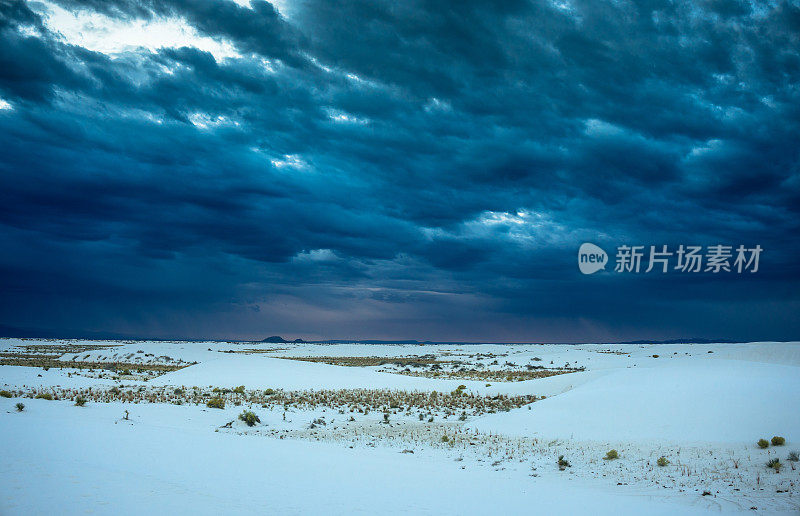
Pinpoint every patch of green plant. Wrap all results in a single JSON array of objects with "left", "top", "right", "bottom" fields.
[
  {"left": 771, "top": 436, "right": 785, "bottom": 446},
  {"left": 451, "top": 384, "right": 468, "bottom": 396},
  {"left": 207, "top": 397, "right": 225, "bottom": 409},
  {"left": 604, "top": 449, "right": 619, "bottom": 460},
  {"left": 15, "top": 402, "right": 24, "bottom": 412},
  {"left": 35, "top": 393, "right": 53, "bottom": 401},
  {"left": 787, "top": 451, "right": 799, "bottom": 462},
  {"left": 766, "top": 458, "right": 783, "bottom": 472},
  {"left": 656, "top": 456, "right": 669, "bottom": 467},
  {"left": 557, "top": 455, "right": 571, "bottom": 470},
  {"left": 75, "top": 396, "right": 87, "bottom": 407},
  {"left": 233, "top": 385, "right": 245, "bottom": 394},
  {"left": 238, "top": 410, "right": 260, "bottom": 427},
  {"left": 441, "top": 435, "right": 449, "bottom": 443},
  {"left": 758, "top": 438, "right": 769, "bottom": 449},
  {"left": 264, "top": 388, "right": 275, "bottom": 395},
  {"left": 0, "top": 390, "right": 12, "bottom": 398}
]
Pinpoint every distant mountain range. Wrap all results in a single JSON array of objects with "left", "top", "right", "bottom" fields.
[
  {"left": 0, "top": 325, "right": 765, "bottom": 345},
  {"left": 260, "top": 336, "right": 306, "bottom": 343},
  {"left": 616, "top": 338, "right": 740, "bottom": 344}
]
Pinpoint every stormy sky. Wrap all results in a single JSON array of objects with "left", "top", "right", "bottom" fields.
[{"left": 0, "top": 0, "right": 798, "bottom": 342}]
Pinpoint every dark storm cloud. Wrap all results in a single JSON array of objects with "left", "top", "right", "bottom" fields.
[{"left": 0, "top": 0, "right": 798, "bottom": 341}]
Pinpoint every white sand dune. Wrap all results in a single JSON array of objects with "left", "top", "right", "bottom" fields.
[
  {"left": 147, "top": 353, "right": 485, "bottom": 392},
  {"left": 0, "top": 399, "right": 718, "bottom": 516},
  {"left": 2, "top": 339, "right": 799, "bottom": 514},
  {"left": 470, "top": 359, "right": 800, "bottom": 443}
]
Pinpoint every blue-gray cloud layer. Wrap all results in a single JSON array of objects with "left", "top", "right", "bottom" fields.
[{"left": 0, "top": 0, "right": 798, "bottom": 341}]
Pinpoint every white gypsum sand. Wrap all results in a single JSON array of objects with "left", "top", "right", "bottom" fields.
[{"left": 0, "top": 338, "right": 798, "bottom": 514}]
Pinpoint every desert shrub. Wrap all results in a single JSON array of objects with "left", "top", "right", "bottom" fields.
[
  {"left": 557, "top": 455, "right": 571, "bottom": 470},
  {"left": 174, "top": 388, "right": 184, "bottom": 395},
  {"left": 767, "top": 458, "right": 783, "bottom": 472},
  {"left": 657, "top": 456, "right": 669, "bottom": 467},
  {"left": 0, "top": 390, "right": 12, "bottom": 398},
  {"left": 451, "top": 384, "right": 467, "bottom": 396},
  {"left": 604, "top": 449, "right": 619, "bottom": 460},
  {"left": 15, "top": 402, "right": 24, "bottom": 412},
  {"left": 771, "top": 436, "right": 786, "bottom": 446},
  {"left": 238, "top": 410, "right": 260, "bottom": 427},
  {"left": 75, "top": 396, "right": 87, "bottom": 407},
  {"left": 788, "top": 451, "right": 799, "bottom": 462},
  {"left": 264, "top": 388, "right": 275, "bottom": 395},
  {"left": 206, "top": 397, "right": 225, "bottom": 409},
  {"left": 441, "top": 435, "right": 449, "bottom": 443},
  {"left": 35, "top": 393, "right": 53, "bottom": 401},
  {"left": 233, "top": 385, "right": 246, "bottom": 394},
  {"left": 758, "top": 438, "right": 770, "bottom": 449}
]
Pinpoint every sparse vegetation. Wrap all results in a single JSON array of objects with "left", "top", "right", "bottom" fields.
[
  {"left": 35, "top": 393, "right": 53, "bottom": 401},
  {"left": 277, "top": 356, "right": 580, "bottom": 382},
  {"left": 604, "top": 449, "right": 619, "bottom": 460},
  {"left": 0, "top": 355, "right": 190, "bottom": 376},
  {"left": 771, "top": 436, "right": 785, "bottom": 446},
  {"left": 74, "top": 396, "right": 87, "bottom": 407},
  {"left": 788, "top": 451, "right": 799, "bottom": 462},
  {"left": 451, "top": 384, "right": 467, "bottom": 396},
  {"left": 657, "top": 456, "right": 669, "bottom": 467},
  {"left": 758, "top": 438, "right": 770, "bottom": 449},
  {"left": 207, "top": 397, "right": 225, "bottom": 409},
  {"left": 767, "top": 458, "right": 783, "bottom": 472},
  {"left": 9, "top": 385, "right": 536, "bottom": 417},
  {"left": 0, "top": 390, "right": 12, "bottom": 398},
  {"left": 233, "top": 385, "right": 246, "bottom": 394},
  {"left": 238, "top": 410, "right": 260, "bottom": 427},
  {"left": 557, "top": 455, "right": 571, "bottom": 470},
  {"left": 15, "top": 402, "right": 24, "bottom": 412}
]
